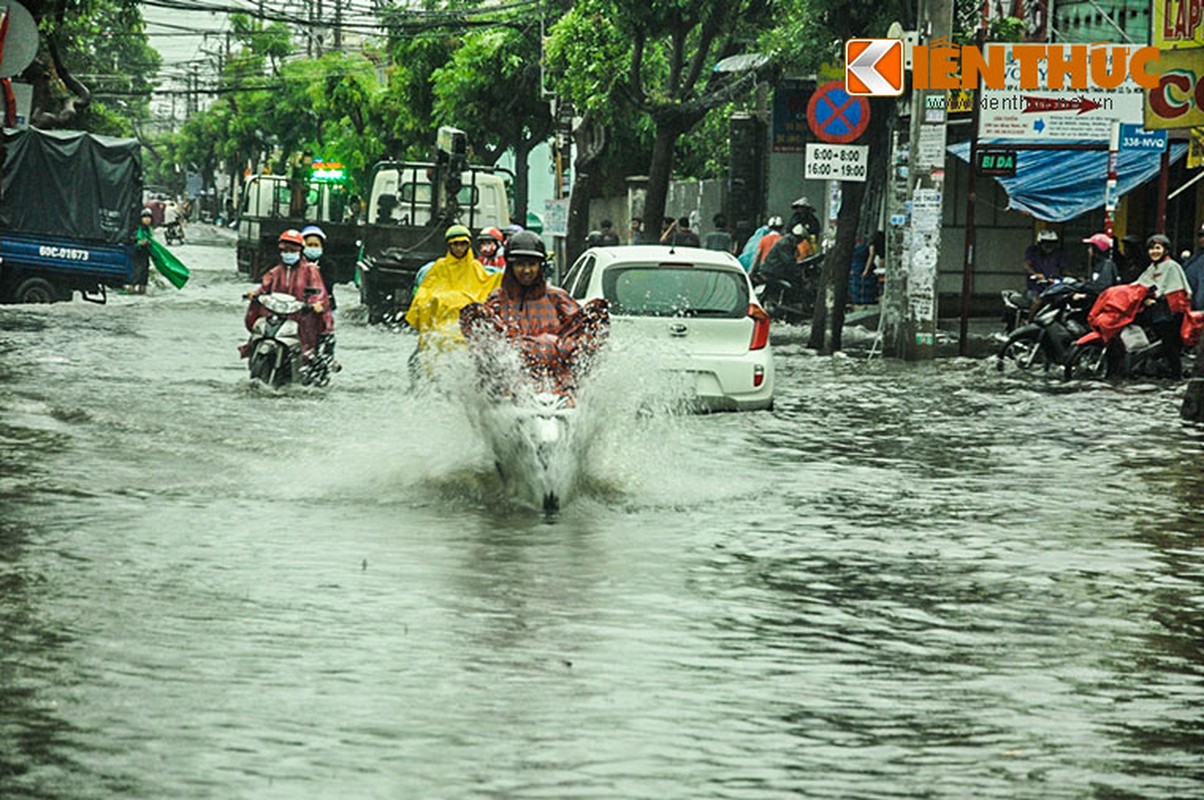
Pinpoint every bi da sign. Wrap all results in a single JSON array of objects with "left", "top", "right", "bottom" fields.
[{"left": 975, "top": 148, "right": 1017, "bottom": 177}]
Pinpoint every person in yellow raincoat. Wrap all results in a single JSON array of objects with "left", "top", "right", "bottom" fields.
[{"left": 405, "top": 224, "right": 502, "bottom": 352}]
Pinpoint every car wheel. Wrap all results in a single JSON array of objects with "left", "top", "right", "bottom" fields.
[{"left": 13, "top": 277, "right": 59, "bottom": 304}]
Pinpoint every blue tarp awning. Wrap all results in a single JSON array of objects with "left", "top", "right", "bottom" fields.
[{"left": 948, "top": 141, "right": 1187, "bottom": 223}]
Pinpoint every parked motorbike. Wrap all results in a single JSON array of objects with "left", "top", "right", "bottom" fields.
[
  {"left": 753, "top": 252, "right": 825, "bottom": 324},
  {"left": 995, "top": 280, "right": 1094, "bottom": 373},
  {"left": 243, "top": 291, "right": 334, "bottom": 388},
  {"left": 164, "top": 221, "right": 185, "bottom": 245},
  {"left": 479, "top": 392, "right": 578, "bottom": 513},
  {"left": 1064, "top": 323, "right": 1185, "bottom": 381},
  {"left": 998, "top": 276, "right": 1058, "bottom": 334}
]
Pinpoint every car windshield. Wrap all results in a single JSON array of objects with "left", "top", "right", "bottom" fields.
[{"left": 602, "top": 264, "right": 748, "bottom": 318}]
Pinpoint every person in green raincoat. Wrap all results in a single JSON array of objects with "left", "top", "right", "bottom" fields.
[
  {"left": 132, "top": 207, "right": 191, "bottom": 291},
  {"left": 129, "top": 208, "right": 154, "bottom": 293}
]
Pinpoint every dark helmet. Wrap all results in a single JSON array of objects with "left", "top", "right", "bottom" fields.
[
  {"left": 505, "top": 231, "right": 546, "bottom": 261},
  {"left": 585, "top": 230, "right": 604, "bottom": 248},
  {"left": 1146, "top": 233, "right": 1171, "bottom": 249}
]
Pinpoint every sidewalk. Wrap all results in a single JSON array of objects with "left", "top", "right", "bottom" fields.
[{"left": 773, "top": 307, "right": 1004, "bottom": 358}]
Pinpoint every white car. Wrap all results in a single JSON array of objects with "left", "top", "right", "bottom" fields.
[{"left": 560, "top": 244, "right": 774, "bottom": 411}]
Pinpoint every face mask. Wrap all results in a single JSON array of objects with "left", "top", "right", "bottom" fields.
[
  {"left": 281, "top": 251, "right": 301, "bottom": 265},
  {"left": 303, "top": 247, "right": 323, "bottom": 261}
]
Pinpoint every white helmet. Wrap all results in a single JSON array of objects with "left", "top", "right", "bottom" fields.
[
  {"left": 1037, "top": 229, "right": 1059, "bottom": 243},
  {"left": 767, "top": 215, "right": 783, "bottom": 229}
]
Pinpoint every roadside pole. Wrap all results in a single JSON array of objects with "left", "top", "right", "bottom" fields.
[
  {"left": 882, "top": 0, "right": 952, "bottom": 360},
  {"left": 1105, "top": 122, "right": 1120, "bottom": 236}
]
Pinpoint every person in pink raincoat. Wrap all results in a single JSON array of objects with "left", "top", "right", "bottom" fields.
[
  {"left": 460, "top": 231, "right": 608, "bottom": 398},
  {"left": 242, "top": 229, "right": 332, "bottom": 357}
]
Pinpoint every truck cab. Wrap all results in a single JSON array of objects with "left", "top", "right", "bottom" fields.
[
  {"left": 357, "top": 127, "right": 512, "bottom": 323},
  {"left": 236, "top": 168, "right": 358, "bottom": 285}
]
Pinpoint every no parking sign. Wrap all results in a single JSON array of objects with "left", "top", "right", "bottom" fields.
[{"left": 807, "top": 81, "right": 870, "bottom": 144}]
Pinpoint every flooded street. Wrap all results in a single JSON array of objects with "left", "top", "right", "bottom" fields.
[{"left": 2, "top": 233, "right": 1202, "bottom": 798}]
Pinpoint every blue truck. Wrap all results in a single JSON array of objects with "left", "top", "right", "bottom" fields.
[{"left": 1, "top": 127, "right": 142, "bottom": 304}]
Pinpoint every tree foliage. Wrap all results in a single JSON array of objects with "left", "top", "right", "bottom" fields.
[
  {"left": 20, "top": 0, "right": 158, "bottom": 131},
  {"left": 547, "top": 0, "right": 774, "bottom": 242}
]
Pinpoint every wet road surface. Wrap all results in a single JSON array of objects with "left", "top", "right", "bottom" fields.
[{"left": 2, "top": 235, "right": 1202, "bottom": 798}]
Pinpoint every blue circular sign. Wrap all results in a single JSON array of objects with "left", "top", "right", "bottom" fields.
[{"left": 807, "top": 81, "right": 870, "bottom": 144}]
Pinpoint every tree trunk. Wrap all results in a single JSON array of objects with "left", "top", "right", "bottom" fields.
[
  {"left": 640, "top": 119, "right": 680, "bottom": 243},
  {"left": 512, "top": 137, "right": 532, "bottom": 225},
  {"left": 807, "top": 97, "right": 893, "bottom": 352},
  {"left": 565, "top": 114, "right": 606, "bottom": 267},
  {"left": 807, "top": 179, "right": 866, "bottom": 352}
]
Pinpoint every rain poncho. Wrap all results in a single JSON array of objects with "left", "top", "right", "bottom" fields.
[
  {"left": 136, "top": 226, "right": 190, "bottom": 288},
  {"left": 460, "top": 264, "right": 609, "bottom": 397},
  {"left": 244, "top": 258, "right": 331, "bottom": 354},
  {"left": 404, "top": 249, "right": 501, "bottom": 349}
]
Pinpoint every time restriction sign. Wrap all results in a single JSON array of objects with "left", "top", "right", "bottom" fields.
[{"left": 804, "top": 143, "right": 869, "bottom": 182}]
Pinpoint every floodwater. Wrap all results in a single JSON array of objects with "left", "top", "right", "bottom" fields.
[{"left": 2, "top": 231, "right": 1202, "bottom": 799}]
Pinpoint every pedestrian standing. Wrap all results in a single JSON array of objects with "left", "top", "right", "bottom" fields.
[
  {"left": 1181, "top": 222, "right": 1204, "bottom": 310},
  {"left": 703, "top": 213, "right": 736, "bottom": 254},
  {"left": 129, "top": 208, "right": 154, "bottom": 294},
  {"left": 599, "top": 220, "right": 621, "bottom": 246}
]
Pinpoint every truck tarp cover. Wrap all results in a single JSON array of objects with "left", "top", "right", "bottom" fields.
[{"left": 1, "top": 127, "right": 141, "bottom": 243}]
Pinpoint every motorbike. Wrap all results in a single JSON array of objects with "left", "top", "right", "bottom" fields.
[
  {"left": 1064, "top": 322, "right": 1184, "bottom": 381},
  {"left": 243, "top": 291, "right": 334, "bottom": 388},
  {"left": 995, "top": 280, "right": 1095, "bottom": 373},
  {"left": 998, "top": 276, "right": 1059, "bottom": 334},
  {"left": 753, "top": 252, "right": 825, "bottom": 324},
  {"left": 164, "top": 220, "right": 185, "bottom": 246},
  {"left": 478, "top": 391, "right": 578, "bottom": 513}
]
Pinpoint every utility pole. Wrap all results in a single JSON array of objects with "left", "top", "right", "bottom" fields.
[{"left": 881, "top": 0, "right": 953, "bottom": 360}]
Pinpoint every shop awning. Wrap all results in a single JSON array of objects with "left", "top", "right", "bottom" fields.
[{"left": 948, "top": 141, "right": 1187, "bottom": 223}]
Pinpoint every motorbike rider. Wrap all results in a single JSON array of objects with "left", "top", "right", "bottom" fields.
[
  {"left": 1024, "top": 229, "right": 1068, "bottom": 305},
  {"left": 405, "top": 224, "right": 502, "bottom": 352},
  {"left": 756, "top": 223, "right": 810, "bottom": 286},
  {"left": 788, "top": 197, "right": 821, "bottom": 243},
  {"left": 1078, "top": 232, "right": 1121, "bottom": 298},
  {"left": 460, "top": 231, "right": 609, "bottom": 398},
  {"left": 476, "top": 226, "right": 506, "bottom": 272},
  {"left": 300, "top": 224, "right": 340, "bottom": 369},
  {"left": 1131, "top": 233, "right": 1191, "bottom": 377},
  {"left": 243, "top": 229, "right": 331, "bottom": 358}
]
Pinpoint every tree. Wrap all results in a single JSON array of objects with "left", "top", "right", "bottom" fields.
[
  {"left": 548, "top": 0, "right": 772, "bottom": 243},
  {"left": 431, "top": 24, "right": 551, "bottom": 223},
  {"left": 20, "top": 0, "right": 158, "bottom": 131}
]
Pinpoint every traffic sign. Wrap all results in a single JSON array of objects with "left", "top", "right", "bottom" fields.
[
  {"left": 0, "top": 2, "right": 38, "bottom": 79},
  {"left": 1118, "top": 123, "right": 1167, "bottom": 152},
  {"left": 807, "top": 81, "right": 871, "bottom": 144},
  {"left": 805, "top": 143, "right": 869, "bottom": 182}
]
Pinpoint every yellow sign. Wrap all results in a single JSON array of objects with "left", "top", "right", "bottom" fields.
[
  {"left": 1153, "top": 0, "right": 1204, "bottom": 49},
  {"left": 946, "top": 88, "right": 974, "bottom": 114},
  {"left": 1143, "top": 47, "right": 1204, "bottom": 130},
  {"left": 1190, "top": 127, "right": 1204, "bottom": 169}
]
